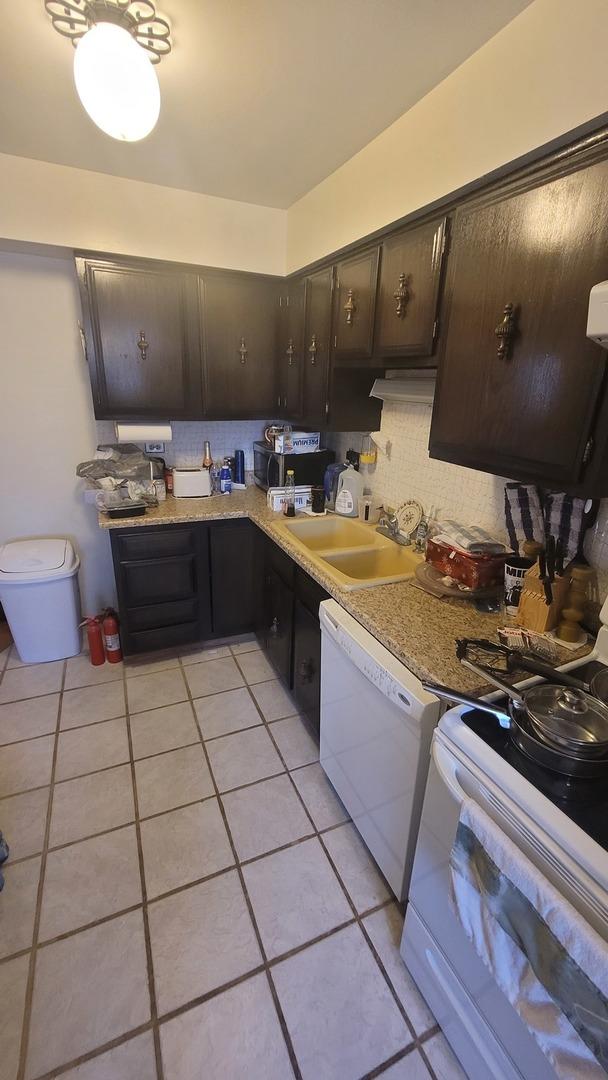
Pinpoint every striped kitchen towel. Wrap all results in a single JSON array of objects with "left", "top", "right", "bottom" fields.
[
  {"left": 504, "top": 483, "right": 545, "bottom": 554},
  {"left": 544, "top": 493, "right": 587, "bottom": 563}
]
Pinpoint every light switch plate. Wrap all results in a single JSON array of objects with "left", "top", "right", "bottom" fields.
[{"left": 145, "top": 441, "right": 165, "bottom": 454}]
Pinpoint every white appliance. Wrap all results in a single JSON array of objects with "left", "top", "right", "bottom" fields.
[
  {"left": 0, "top": 538, "right": 81, "bottom": 663},
  {"left": 319, "top": 599, "right": 440, "bottom": 899},
  {"left": 400, "top": 605, "right": 608, "bottom": 1080},
  {"left": 172, "top": 468, "right": 212, "bottom": 498}
]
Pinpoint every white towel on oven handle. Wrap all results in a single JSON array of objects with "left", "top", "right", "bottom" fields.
[{"left": 450, "top": 798, "right": 608, "bottom": 1080}]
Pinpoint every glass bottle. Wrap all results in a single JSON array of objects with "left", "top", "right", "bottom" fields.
[
  {"left": 202, "top": 440, "right": 213, "bottom": 469},
  {"left": 284, "top": 469, "right": 296, "bottom": 517}
]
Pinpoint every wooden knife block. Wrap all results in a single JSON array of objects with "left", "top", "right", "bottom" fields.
[{"left": 516, "top": 563, "right": 570, "bottom": 633}]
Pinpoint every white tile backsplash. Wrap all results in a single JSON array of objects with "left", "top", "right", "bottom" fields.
[{"left": 96, "top": 421, "right": 265, "bottom": 471}]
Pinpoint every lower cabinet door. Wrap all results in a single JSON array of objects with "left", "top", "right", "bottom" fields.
[
  {"left": 292, "top": 597, "right": 322, "bottom": 738},
  {"left": 265, "top": 567, "right": 294, "bottom": 686},
  {"left": 209, "top": 520, "right": 255, "bottom": 637}
]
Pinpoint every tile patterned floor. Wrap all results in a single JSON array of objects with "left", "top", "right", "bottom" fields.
[{"left": 0, "top": 635, "right": 467, "bottom": 1080}]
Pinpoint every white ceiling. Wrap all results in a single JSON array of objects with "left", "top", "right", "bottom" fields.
[{"left": 0, "top": 0, "right": 532, "bottom": 209}]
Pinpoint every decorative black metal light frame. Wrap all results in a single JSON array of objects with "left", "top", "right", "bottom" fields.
[{"left": 45, "top": 0, "right": 171, "bottom": 64}]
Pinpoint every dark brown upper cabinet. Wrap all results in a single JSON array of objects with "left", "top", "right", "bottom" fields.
[
  {"left": 278, "top": 279, "right": 305, "bottom": 420},
  {"left": 429, "top": 155, "right": 608, "bottom": 491},
  {"left": 201, "top": 274, "right": 279, "bottom": 419},
  {"left": 76, "top": 256, "right": 203, "bottom": 421},
  {"left": 333, "top": 247, "right": 380, "bottom": 363},
  {"left": 299, "top": 266, "right": 334, "bottom": 427},
  {"left": 375, "top": 217, "right": 447, "bottom": 365}
]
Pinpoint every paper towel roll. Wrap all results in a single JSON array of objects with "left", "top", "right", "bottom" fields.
[{"left": 114, "top": 423, "right": 173, "bottom": 444}]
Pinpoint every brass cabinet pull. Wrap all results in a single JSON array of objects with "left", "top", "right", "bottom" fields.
[
  {"left": 286, "top": 338, "right": 295, "bottom": 366},
  {"left": 137, "top": 330, "right": 149, "bottom": 361},
  {"left": 344, "top": 288, "right": 356, "bottom": 325},
  {"left": 239, "top": 337, "right": 248, "bottom": 365},
  {"left": 394, "top": 273, "right": 410, "bottom": 319},
  {"left": 309, "top": 333, "right": 318, "bottom": 365},
  {"left": 494, "top": 303, "right": 516, "bottom": 359}
]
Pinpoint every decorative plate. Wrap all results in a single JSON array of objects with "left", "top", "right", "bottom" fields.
[{"left": 395, "top": 499, "right": 423, "bottom": 539}]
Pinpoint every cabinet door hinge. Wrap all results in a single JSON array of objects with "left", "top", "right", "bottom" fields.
[
  {"left": 77, "top": 321, "right": 88, "bottom": 363},
  {"left": 277, "top": 394, "right": 281, "bottom": 408},
  {"left": 333, "top": 335, "right": 337, "bottom": 348},
  {"left": 325, "top": 400, "right": 330, "bottom": 417},
  {"left": 583, "top": 436, "right": 594, "bottom": 466},
  {"left": 432, "top": 318, "right": 439, "bottom": 342}
]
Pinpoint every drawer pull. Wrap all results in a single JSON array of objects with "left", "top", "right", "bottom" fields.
[{"left": 137, "top": 330, "right": 149, "bottom": 361}]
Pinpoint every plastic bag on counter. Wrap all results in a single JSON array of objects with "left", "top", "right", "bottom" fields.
[
  {"left": 94, "top": 481, "right": 158, "bottom": 510},
  {"left": 76, "top": 444, "right": 161, "bottom": 484}
]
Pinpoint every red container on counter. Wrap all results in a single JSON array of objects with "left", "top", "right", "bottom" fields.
[{"left": 425, "top": 537, "right": 505, "bottom": 590}]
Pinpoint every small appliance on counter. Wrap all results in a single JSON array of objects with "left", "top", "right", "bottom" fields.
[
  {"left": 172, "top": 468, "right": 212, "bottom": 498},
  {"left": 253, "top": 441, "right": 334, "bottom": 491}
]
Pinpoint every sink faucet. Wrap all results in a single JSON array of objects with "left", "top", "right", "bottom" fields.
[{"left": 376, "top": 513, "right": 410, "bottom": 546}]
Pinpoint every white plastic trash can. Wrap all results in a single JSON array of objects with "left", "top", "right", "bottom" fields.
[{"left": 0, "top": 538, "right": 81, "bottom": 663}]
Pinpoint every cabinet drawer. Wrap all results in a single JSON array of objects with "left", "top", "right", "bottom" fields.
[
  {"left": 127, "top": 598, "right": 198, "bottom": 632},
  {"left": 128, "top": 622, "right": 199, "bottom": 654},
  {"left": 268, "top": 540, "right": 295, "bottom": 588},
  {"left": 116, "top": 528, "right": 196, "bottom": 562},
  {"left": 121, "top": 556, "right": 196, "bottom": 607},
  {"left": 295, "top": 568, "right": 328, "bottom": 617}
]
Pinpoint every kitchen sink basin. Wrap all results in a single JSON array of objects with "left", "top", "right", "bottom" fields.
[{"left": 276, "top": 514, "right": 423, "bottom": 589}]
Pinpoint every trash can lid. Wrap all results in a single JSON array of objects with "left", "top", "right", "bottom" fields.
[{"left": 0, "top": 539, "right": 72, "bottom": 575}]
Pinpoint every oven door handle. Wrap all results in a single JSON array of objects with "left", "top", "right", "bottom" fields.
[{"left": 432, "top": 740, "right": 469, "bottom": 805}]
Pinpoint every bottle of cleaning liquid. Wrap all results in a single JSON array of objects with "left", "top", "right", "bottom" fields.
[
  {"left": 335, "top": 464, "right": 364, "bottom": 517},
  {"left": 283, "top": 469, "right": 296, "bottom": 517}
]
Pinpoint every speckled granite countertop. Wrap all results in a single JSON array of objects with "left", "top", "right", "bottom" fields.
[{"left": 99, "top": 488, "right": 591, "bottom": 694}]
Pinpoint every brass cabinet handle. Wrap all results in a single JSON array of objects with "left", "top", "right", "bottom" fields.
[
  {"left": 137, "top": 330, "right": 149, "bottom": 361},
  {"left": 286, "top": 338, "right": 295, "bottom": 366},
  {"left": 394, "top": 273, "right": 410, "bottom": 319},
  {"left": 239, "top": 337, "right": 248, "bottom": 365},
  {"left": 494, "top": 303, "right": 516, "bottom": 359},
  {"left": 309, "top": 333, "right": 318, "bottom": 365},
  {"left": 344, "top": 288, "right": 356, "bottom": 325}
]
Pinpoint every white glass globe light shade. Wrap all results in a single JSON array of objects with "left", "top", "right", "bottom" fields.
[{"left": 73, "top": 22, "right": 160, "bottom": 141}]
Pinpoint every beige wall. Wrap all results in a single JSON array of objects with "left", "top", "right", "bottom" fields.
[
  {"left": 0, "top": 154, "right": 286, "bottom": 275},
  {"left": 286, "top": 0, "right": 608, "bottom": 271},
  {"left": 0, "top": 251, "right": 115, "bottom": 614}
]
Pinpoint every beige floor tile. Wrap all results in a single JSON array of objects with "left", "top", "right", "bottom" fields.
[
  {"left": 206, "top": 726, "right": 283, "bottom": 792},
  {"left": 55, "top": 717, "right": 130, "bottom": 781},
  {"left": 223, "top": 774, "right": 312, "bottom": 861},
  {"left": 0, "top": 661, "right": 64, "bottom": 704},
  {"left": 64, "top": 653, "right": 124, "bottom": 690},
  {"left": 40, "top": 826, "right": 141, "bottom": 941},
  {"left": 184, "top": 656, "right": 244, "bottom": 699},
  {"left": 323, "top": 823, "right": 391, "bottom": 913},
  {"left": 0, "top": 694, "right": 59, "bottom": 746},
  {"left": 243, "top": 838, "right": 351, "bottom": 960},
  {"left": 61, "top": 1031, "right": 157, "bottom": 1080},
  {"left": 61, "top": 681, "right": 126, "bottom": 731},
  {"left": 0, "top": 735, "right": 54, "bottom": 797},
  {"left": 6, "top": 645, "right": 31, "bottom": 668},
  {"left": 291, "top": 762, "right": 350, "bottom": 831},
  {"left": 180, "top": 643, "right": 232, "bottom": 664},
  {"left": 236, "top": 650, "right": 276, "bottom": 685},
  {"left": 130, "top": 701, "right": 199, "bottom": 759},
  {"left": 127, "top": 669, "right": 187, "bottom": 715},
  {"left": 230, "top": 636, "right": 262, "bottom": 655},
  {"left": 0, "top": 787, "right": 49, "bottom": 860},
  {"left": 160, "top": 972, "right": 293, "bottom": 1080},
  {"left": 423, "top": 1034, "right": 468, "bottom": 1079},
  {"left": 150, "top": 869, "right": 261, "bottom": 1014},
  {"left": 270, "top": 715, "right": 319, "bottom": 769},
  {"left": 363, "top": 903, "right": 435, "bottom": 1035},
  {"left": 50, "top": 765, "right": 135, "bottom": 848},
  {"left": 194, "top": 686, "right": 261, "bottom": 740},
  {"left": 380, "top": 1049, "right": 433, "bottom": 1078},
  {"left": 250, "top": 679, "right": 297, "bottom": 722},
  {"left": 135, "top": 744, "right": 214, "bottom": 818},
  {"left": 140, "top": 799, "right": 233, "bottom": 898},
  {"left": 124, "top": 650, "right": 180, "bottom": 678},
  {"left": 0, "top": 856, "right": 41, "bottom": 959},
  {"left": 26, "top": 910, "right": 150, "bottom": 1080},
  {"left": 273, "top": 924, "right": 410, "bottom": 1080},
  {"left": 0, "top": 953, "right": 29, "bottom": 1080}
]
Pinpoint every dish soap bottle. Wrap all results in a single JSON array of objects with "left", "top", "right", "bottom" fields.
[
  {"left": 284, "top": 469, "right": 296, "bottom": 516},
  {"left": 335, "top": 464, "right": 364, "bottom": 517}
]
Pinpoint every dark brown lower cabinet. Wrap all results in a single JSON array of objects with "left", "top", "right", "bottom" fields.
[
  {"left": 209, "top": 520, "right": 255, "bottom": 637},
  {"left": 292, "top": 570, "right": 329, "bottom": 737}
]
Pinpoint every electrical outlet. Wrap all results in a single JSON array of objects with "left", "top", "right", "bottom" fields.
[{"left": 145, "top": 441, "right": 165, "bottom": 454}]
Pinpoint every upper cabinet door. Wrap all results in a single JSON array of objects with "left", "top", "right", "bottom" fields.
[
  {"left": 202, "top": 275, "right": 279, "bottom": 419},
  {"left": 333, "top": 247, "right": 380, "bottom": 362},
  {"left": 278, "top": 279, "right": 305, "bottom": 420},
  {"left": 76, "top": 258, "right": 202, "bottom": 420},
  {"left": 301, "top": 266, "right": 334, "bottom": 427},
  {"left": 429, "top": 158, "right": 608, "bottom": 489},
  {"left": 375, "top": 217, "right": 447, "bottom": 364}
]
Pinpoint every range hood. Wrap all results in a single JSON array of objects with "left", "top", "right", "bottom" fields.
[{"left": 369, "top": 370, "right": 436, "bottom": 406}]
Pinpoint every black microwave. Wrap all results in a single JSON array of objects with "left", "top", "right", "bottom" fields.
[{"left": 253, "top": 442, "right": 334, "bottom": 491}]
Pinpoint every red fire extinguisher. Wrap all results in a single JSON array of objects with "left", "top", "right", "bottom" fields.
[
  {"left": 80, "top": 617, "right": 105, "bottom": 666},
  {"left": 101, "top": 608, "right": 123, "bottom": 664}
]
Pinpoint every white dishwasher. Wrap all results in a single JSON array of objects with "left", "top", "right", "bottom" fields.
[{"left": 319, "top": 599, "right": 440, "bottom": 900}]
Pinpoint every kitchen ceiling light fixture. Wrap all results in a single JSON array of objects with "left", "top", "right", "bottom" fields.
[{"left": 45, "top": 0, "right": 171, "bottom": 141}]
